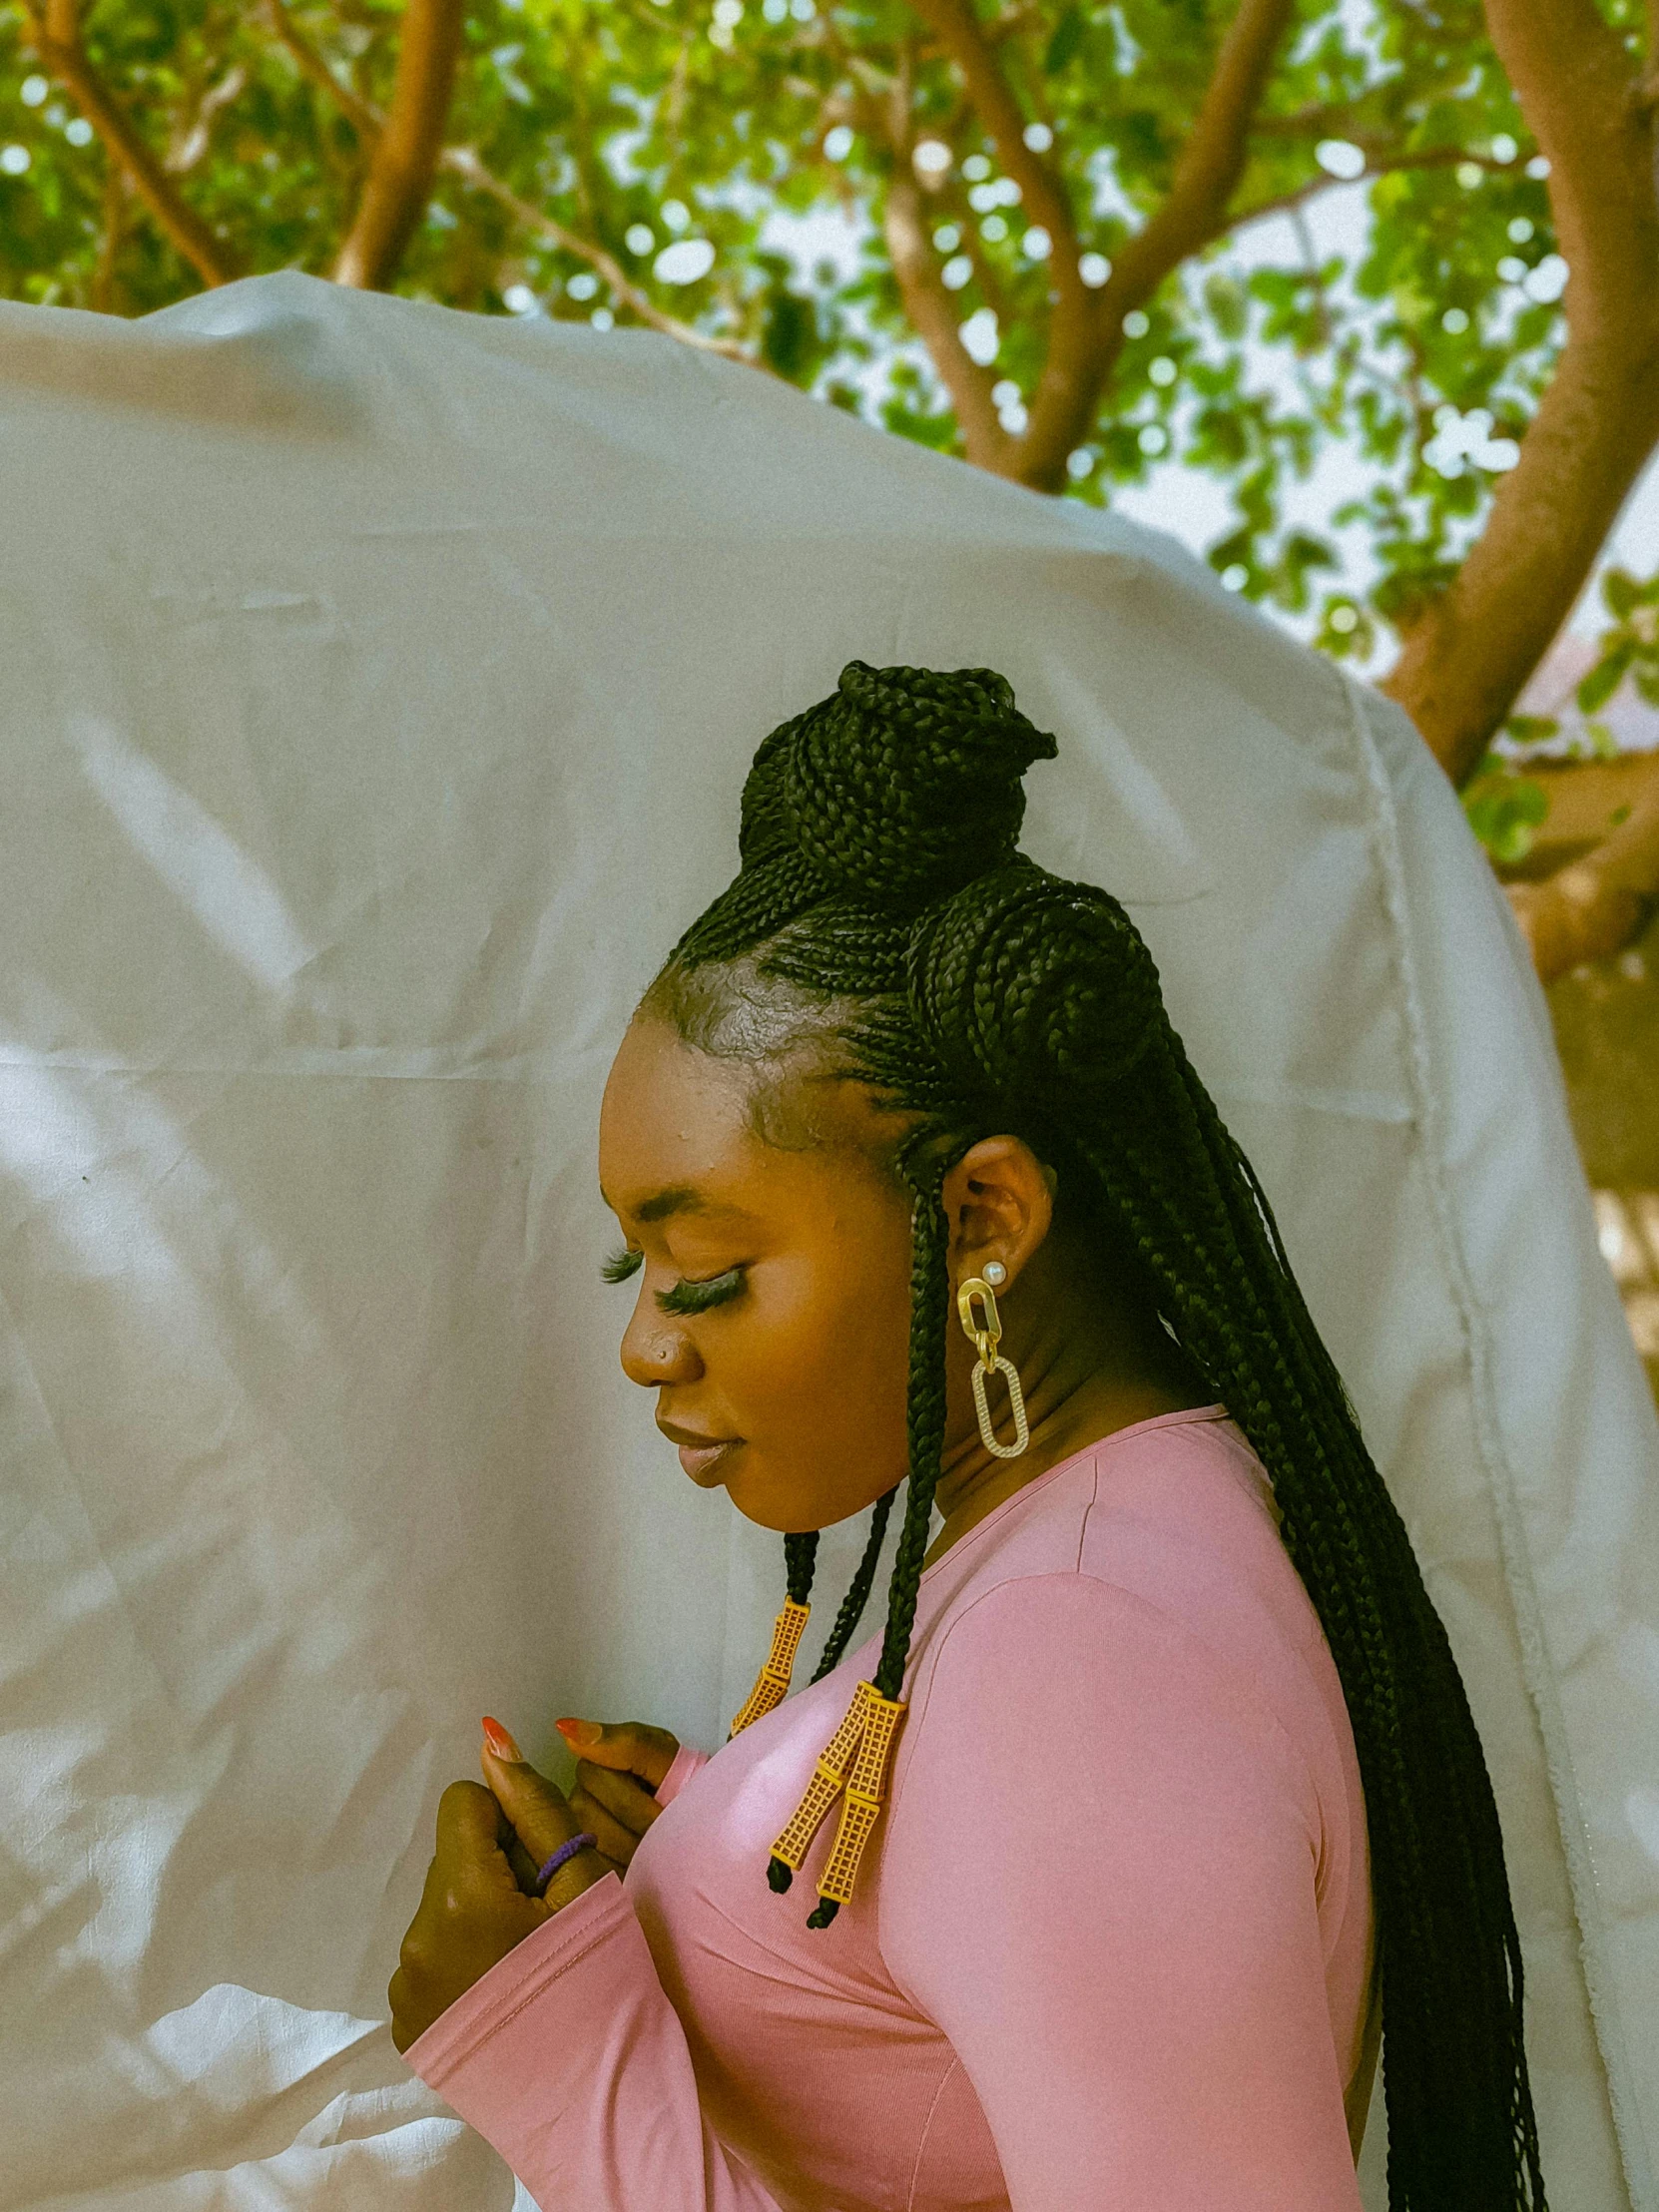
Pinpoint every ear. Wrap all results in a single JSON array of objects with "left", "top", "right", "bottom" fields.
[{"left": 940, "top": 1137, "right": 1056, "bottom": 1292}]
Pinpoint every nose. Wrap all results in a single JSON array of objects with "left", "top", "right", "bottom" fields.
[{"left": 619, "top": 1304, "right": 702, "bottom": 1387}]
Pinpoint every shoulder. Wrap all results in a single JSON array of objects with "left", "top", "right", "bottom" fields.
[
  {"left": 892, "top": 1414, "right": 1342, "bottom": 1836},
  {"left": 876, "top": 1566, "right": 1328, "bottom": 1996},
  {"left": 913, "top": 1410, "right": 1326, "bottom": 1701},
  {"left": 904, "top": 1571, "right": 1318, "bottom": 1820}
]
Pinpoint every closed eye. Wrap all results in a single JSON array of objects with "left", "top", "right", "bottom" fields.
[
  {"left": 600, "top": 1246, "right": 747, "bottom": 1316},
  {"left": 657, "top": 1267, "right": 746, "bottom": 1316}
]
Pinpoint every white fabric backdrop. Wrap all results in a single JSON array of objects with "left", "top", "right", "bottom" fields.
[{"left": 1, "top": 271, "right": 1655, "bottom": 2212}]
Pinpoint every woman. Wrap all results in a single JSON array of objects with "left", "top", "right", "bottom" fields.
[{"left": 388, "top": 663, "right": 1546, "bottom": 2208}]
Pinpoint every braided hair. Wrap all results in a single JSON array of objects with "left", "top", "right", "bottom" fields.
[{"left": 641, "top": 661, "right": 1546, "bottom": 2210}]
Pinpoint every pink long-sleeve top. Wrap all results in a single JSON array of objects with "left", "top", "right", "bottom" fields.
[{"left": 405, "top": 1403, "right": 1382, "bottom": 2209}]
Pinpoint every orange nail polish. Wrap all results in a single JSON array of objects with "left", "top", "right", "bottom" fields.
[
  {"left": 481, "top": 1716, "right": 522, "bottom": 1762},
  {"left": 556, "top": 1718, "right": 599, "bottom": 1747}
]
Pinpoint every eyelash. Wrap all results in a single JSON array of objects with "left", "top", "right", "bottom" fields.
[
  {"left": 600, "top": 1245, "right": 747, "bottom": 1316},
  {"left": 660, "top": 1269, "right": 747, "bottom": 1316}
]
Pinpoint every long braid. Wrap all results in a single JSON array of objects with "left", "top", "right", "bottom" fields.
[
  {"left": 798, "top": 1148, "right": 957, "bottom": 1928},
  {"left": 1073, "top": 1047, "right": 1537, "bottom": 2197},
  {"left": 643, "top": 661, "right": 1547, "bottom": 2208},
  {"left": 870, "top": 1147, "right": 954, "bottom": 1708},
  {"left": 809, "top": 1484, "right": 899, "bottom": 1681},
  {"left": 783, "top": 1529, "right": 819, "bottom": 1608}
]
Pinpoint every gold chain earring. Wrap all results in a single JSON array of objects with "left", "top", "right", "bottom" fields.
[{"left": 956, "top": 1266, "right": 1030, "bottom": 1458}]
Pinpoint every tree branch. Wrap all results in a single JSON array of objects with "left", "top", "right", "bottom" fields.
[
  {"left": 333, "top": 0, "right": 466, "bottom": 290},
  {"left": 90, "top": 156, "right": 127, "bottom": 313},
  {"left": 19, "top": 0, "right": 242, "bottom": 287},
  {"left": 1506, "top": 755, "right": 1659, "bottom": 981},
  {"left": 855, "top": 36, "right": 1009, "bottom": 464},
  {"left": 1251, "top": 102, "right": 1373, "bottom": 137},
  {"left": 1382, "top": 0, "right": 1659, "bottom": 786},
  {"left": 1105, "top": 0, "right": 1299, "bottom": 300},
  {"left": 957, "top": 213, "right": 1014, "bottom": 331},
  {"left": 266, "top": 0, "right": 383, "bottom": 142},
  {"left": 902, "top": 0, "right": 1079, "bottom": 268},
  {"left": 902, "top": 0, "right": 1093, "bottom": 487},
  {"left": 167, "top": 63, "right": 248, "bottom": 176},
  {"left": 812, "top": 18, "right": 1006, "bottom": 454},
  {"left": 1012, "top": 0, "right": 1297, "bottom": 487},
  {"left": 265, "top": 0, "right": 748, "bottom": 353},
  {"left": 1228, "top": 144, "right": 1500, "bottom": 232},
  {"left": 885, "top": 163, "right": 1010, "bottom": 462},
  {"left": 440, "top": 147, "right": 753, "bottom": 359}
]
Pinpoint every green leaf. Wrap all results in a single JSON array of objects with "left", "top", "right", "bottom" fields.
[
  {"left": 1503, "top": 714, "right": 1559, "bottom": 745},
  {"left": 1463, "top": 772, "right": 1549, "bottom": 864},
  {"left": 1044, "top": 6, "right": 1085, "bottom": 74},
  {"left": 1602, "top": 568, "right": 1640, "bottom": 621},
  {"left": 1577, "top": 643, "right": 1633, "bottom": 715},
  {"left": 1204, "top": 274, "right": 1248, "bottom": 342},
  {"left": 761, "top": 284, "right": 821, "bottom": 381}
]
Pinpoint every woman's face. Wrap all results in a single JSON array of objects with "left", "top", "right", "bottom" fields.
[{"left": 597, "top": 1015, "right": 918, "bottom": 1532}]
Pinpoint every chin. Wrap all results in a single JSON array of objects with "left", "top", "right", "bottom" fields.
[
  {"left": 727, "top": 1486, "right": 802, "bottom": 1536},
  {"left": 730, "top": 1462, "right": 888, "bottom": 1538}
]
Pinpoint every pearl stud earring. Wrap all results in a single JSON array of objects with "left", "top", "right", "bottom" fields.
[{"left": 983, "top": 1260, "right": 1007, "bottom": 1287}]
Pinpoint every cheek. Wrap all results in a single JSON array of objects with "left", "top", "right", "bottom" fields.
[{"left": 728, "top": 1250, "right": 914, "bottom": 1510}]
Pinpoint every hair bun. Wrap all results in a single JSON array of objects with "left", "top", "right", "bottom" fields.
[
  {"left": 906, "top": 860, "right": 1163, "bottom": 1098},
  {"left": 738, "top": 662, "right": 1057, "bottom": 905}
]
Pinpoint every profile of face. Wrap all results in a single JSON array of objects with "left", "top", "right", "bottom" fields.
[
  {"left": 597, "top": 1012, "right": 1052, "bottom": 1530},
  {"left": 597, "top": 1014, "right": 1199, "bottom": 1539},
  {"left": 598, "top": 1015, "right": 931, "bottom": 1531}
]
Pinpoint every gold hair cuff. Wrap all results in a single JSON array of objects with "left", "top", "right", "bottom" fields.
[
  {"left": 769, "top": 1678, "right": 908, "bottom": 1909},
  {"left": 729, "top": 1597, "right": 812, "bottom": 1736}
]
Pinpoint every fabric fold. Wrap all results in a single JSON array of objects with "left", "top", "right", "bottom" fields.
[{"left": 405, "top": 1872, "right": 784, "bottom": 2212}]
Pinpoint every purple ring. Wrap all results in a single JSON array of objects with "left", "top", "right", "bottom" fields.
[{"left": 535, "top": 1832, "right": 597, "bottom": 1896}]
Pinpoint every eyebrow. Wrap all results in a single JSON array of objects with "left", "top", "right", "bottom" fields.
[{"left": 600, "top": 1184, "right": 742, "bottom": 1226}]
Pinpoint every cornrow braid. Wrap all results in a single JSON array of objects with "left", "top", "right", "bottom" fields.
[{"left": 646, "top": 661, "right": 1546, "bottom": 2209}]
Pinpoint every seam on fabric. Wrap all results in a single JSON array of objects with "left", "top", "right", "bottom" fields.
[
  {"left": 1340, "top": 672, "right": 1653, "bottom": 2209},
  {"left": 915, "top": 1404, "right": 1228, "bottom": 1593},
  {"left": 1072, "top": 1459, "right": 1096, "bottom": 1577},
  {"left": 420, "top": 1888, "right": 633, "bottom": 2074},
  {"left": 904, "top": 2055, "right": 964, "bottom": 2212}
]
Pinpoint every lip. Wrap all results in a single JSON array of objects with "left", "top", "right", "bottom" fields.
[{"left": 657, "top": 1418, "right": 744, "bottom": 1487}]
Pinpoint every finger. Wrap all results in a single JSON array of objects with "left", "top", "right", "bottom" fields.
[
  {"left": 388, "top": 1967, "right": 416, "bottom": 2053},
  {"left": 554, "top": 1719, "right": 679, "bottom": 1791},
  {"left": 434, "top": 1780, "right": 516, "bottom": 1883},
  {"left": 480, "top": 1747, "right": 580, "bottom": 1866},
  {"left": 574, "top": 1758, "right": 665, "bottom": 1838},
  {"left": 504, "top": 1833, "right": 542, "bottom": 1896},
  {"left": 567, "top": 1783, "right": 649, "bottom": 1868}
]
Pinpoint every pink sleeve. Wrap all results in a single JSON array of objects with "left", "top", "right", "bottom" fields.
[
  {"left": 879, "top": 1574, "right": 1364, "bottom": 2210},
  {"left": 655, "top": 1739, "right": 712, "bottom": 1806},
  {"left": 402, "top": 1870, "right": 781, "bottom": 2212}
]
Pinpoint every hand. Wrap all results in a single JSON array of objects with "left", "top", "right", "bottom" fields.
[
  {"left": 388, "top": 1730, "right": 609, "bottom": 2055},
  {"left": 554, "top": 1716, "right": 681, "bottom": 1873}
]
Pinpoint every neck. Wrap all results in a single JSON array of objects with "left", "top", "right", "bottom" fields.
[{"left": 922, "top": 1295, "right": 1211, "bottom": 1571}]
